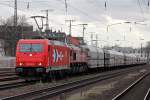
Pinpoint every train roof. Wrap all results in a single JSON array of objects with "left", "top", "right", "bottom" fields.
[
  {"left": 49, "top": 40, "right": 67, "bottom": 46},
  {"left": 84, "top": 45, "right": 104, "bottom": 53},
  {"left": 18, "top": 39, "right": 48, "bottom": 42},
  {"left": 108, "top": 50, "right": 124, "bottom": 56},
  {"left": 124, "top": 53, "right": 137, "bottom": 58},
  {"left": 18, "top": 39, "right": 49, "bottom": 43},
  {"left": 18, "top": 39, "right": 68, "bottom": 47}
]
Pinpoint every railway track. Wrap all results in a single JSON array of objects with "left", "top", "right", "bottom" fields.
[
  {"left": 0, "top": 68, "right": 33, "bottom": 91},
  {"left": 0, "top": 75, "right": 19, "bottom": 82},
  {"left": 144, "top": 88, "right": 150, "bottom": 100},
  {"left": 112, "top": 72, "right": 150, "bottom": 100},
  {"left": 0, "top": 68, "right": 19, "bottom": 82},
  {"left": 0, "top": 68, "right": 14, "bottom": 72},
  {"left": 0, "top": 72, "right": 15, "bottom": 77},
  {"left": 0, "top": 68, "right": 15, "bottom": 77},
  {"left": 0, "top": 80, "right": 35, "bottom": 91},
  {"left": 1, "top": 66, "right": 148, "bottom": 100}
]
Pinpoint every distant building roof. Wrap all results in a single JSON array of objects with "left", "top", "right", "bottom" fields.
[{"left": 68, "top": 36, "right": 80, "bottom": 46}]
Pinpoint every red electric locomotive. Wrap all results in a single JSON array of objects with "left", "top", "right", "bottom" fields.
[
  {"left": 16, "top": 39, "right": 71, "bottom": 77},
  {"left": 16, "top": 37, "right": 88, "bottom": 78}
]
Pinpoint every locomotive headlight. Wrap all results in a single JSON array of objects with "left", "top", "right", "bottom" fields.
[
  {"left": 38, "top": 62, "right": 42, "bottom": 66},
  {"left": 19, "top": 63, "right": 23, "bottom": 66},
  {"left": 29, "top": 54, "right": 32, "bottom": 57}
]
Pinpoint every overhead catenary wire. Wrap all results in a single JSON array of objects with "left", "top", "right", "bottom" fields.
[
  {"left": 64, "top": 0, "right": 68, "bottom": 15},
  {"left": 104, "top": 0, "right": 111, "bottom": 17},
  {"left": 0, "top": 0, "right": 148, "bottom": 48},
  {"left": 140, "top": 0, "right": 149, "bottom": 13},
  {"left": 137, "top": 0, "right": 146, "bottom": 20},
  {"left": 57, "top": 0, "right": 105, "bottom": 23},
  {"left": 0, "top": 0, "right": 133, "bottom": 29},
  {"left": 0, "top": 1, "right": 148, "bottom": 32},
  {"left": 147, "top": 0, "right": 150, "bottom": 12},
  {"left": 0, "top": 0, "right": 147, "bottom": 23}
]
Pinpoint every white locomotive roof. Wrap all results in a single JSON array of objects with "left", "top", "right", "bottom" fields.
[{"left": 48, "top": 40, "right": 67, "bottom": 46}]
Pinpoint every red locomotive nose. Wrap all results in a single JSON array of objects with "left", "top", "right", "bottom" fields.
[{"left": 16, "top": 39, "right": 49, "bottom": 68}]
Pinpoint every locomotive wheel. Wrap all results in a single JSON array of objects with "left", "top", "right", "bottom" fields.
[{"left": 59, "top": 70, "right": 64, "bottom": 78}]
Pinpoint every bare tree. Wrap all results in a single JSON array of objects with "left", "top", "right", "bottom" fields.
[
  {"left": 0, "top": 15, "right": 29, "bottom": 26},
  {"left": 0, "top": 15, "right": 30, "bottom": 56},
  {"left": 17, "top": 15, "right": 29, "bottom": 26}
]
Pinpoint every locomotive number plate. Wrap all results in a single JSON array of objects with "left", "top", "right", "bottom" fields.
[{"left": 26, "top": 63, "right": 34, "bottom": 66}]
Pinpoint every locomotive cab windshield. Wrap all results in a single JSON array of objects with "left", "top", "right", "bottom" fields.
[{"left": 19, "top": 43, "right": 43, "bottom": 52}]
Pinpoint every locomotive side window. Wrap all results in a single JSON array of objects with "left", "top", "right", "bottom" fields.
[
  {"left": 70, "top": 50, "right": 72, "bottom": 56},
  {"left": 19, "top": 43, "right": 43, "bottom": 52},
  {"left": 73, "top": 52, "right": 76, "bottom": 60}
]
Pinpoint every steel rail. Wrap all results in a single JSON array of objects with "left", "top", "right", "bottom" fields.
[
  {"left": 32, "top": 72, "right": 124, "bottom": 100},
  {"left": 0, "top": 73, "right": 16, "bottom": 77},
  {"left": 0, "top": 81, "right": 34, "bottom": 91},
  {"left": 0, "top": 76, "right": 19, "bottom": 81},
  {"left": 0, "top": 68, "right": 15, "bottom": 72},
  {"left": 112, "top": 72, "right": 150, "bottom": 100},
  {"left": 0, "top": 71, "right": 14, "bottom": 74},
  {"left": 144, "top": 88, "right": 150, "bottom": 100},
  {"left": 1, "top": 67, "right": 144, "bottom": 100}
]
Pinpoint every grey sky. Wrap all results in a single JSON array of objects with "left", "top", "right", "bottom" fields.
[{"left": 0, "top": 0, "right": 149, "bottom": 47}]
